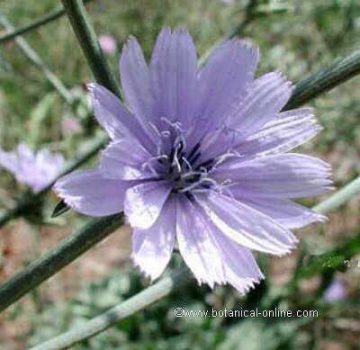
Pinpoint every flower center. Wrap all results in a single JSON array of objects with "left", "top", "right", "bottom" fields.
[{"left": 164, "top": 140, "right": 215, "bottom": 194}]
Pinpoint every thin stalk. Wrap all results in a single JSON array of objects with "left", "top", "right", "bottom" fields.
[
  {"left": 0, "top": 1, "right": 93, "bottom": 44},
  {"left": 0, "top": 12, "right": 73, "bottom": 104},
  {"left": 285, "top": 49, "right": 360, "bottom": 109},
  {"left": 0, "top": 213, "right": 124, "bottom": 313},
  {"left": 314, "top": 176, "right": 360, "bottom": 214},
  {"left": 61, "top": 0, "right": 119, "bottom": 95},
  {"left": 30, "top": 267, "right": 190, "bottom": 350}
]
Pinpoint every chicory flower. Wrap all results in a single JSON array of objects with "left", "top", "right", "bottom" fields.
[{"left": 54, "top": 28, "right": 332, "bottom": 293}]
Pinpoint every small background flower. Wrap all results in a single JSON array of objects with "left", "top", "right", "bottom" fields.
[
  {"left": 0, "top": 144, "right": 64, "bottom": 193},
  {"left": 323, "top": 277, "right": 347, "bottom": 302},
  {"left": 98, "top": 34, "right": 117, "bottom": 55}
]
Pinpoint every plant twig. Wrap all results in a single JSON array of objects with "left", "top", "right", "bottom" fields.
[
  {"left": 30, "top": 267, "right": 190, "bottom": 350},
  {"left": 285, "top": 49, "right": 360, "bottom": 109},
  {"left": 61, "top": 0, "right": 119, "bottom": 95},
  {"left": 314, "top": 176, "right": 360, "bottom": 214},
  {"left": 0, "top": 0, "right": 92, "bottom": 44}
]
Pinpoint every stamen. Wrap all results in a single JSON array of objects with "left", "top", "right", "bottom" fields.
[
  {"left": 142, "top": 155, "right": 168, "bottom": 174},
  {"left": 181, "top": 156, "right": 193, "bottom": 171}
]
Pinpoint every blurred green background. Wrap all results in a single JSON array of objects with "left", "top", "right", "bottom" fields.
[{"left": 0, "top": 0, "right": 359, "bottom": 349}]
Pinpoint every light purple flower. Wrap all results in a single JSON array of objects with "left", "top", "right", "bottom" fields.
[
  {"left": 54, "top": 28, "right": 332, "bottom": 294},
  {"left": 99, "top": 34, "right": 117, "bottom": 55},
  {"left": 0, "top": 144, "right": 64, "bottom": 193},
  {"left": 323, "top": 277, "right": 347, "bottom": 302}
]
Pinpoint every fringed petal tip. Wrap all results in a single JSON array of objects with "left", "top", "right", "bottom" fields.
[
  {"left": 236, "top": 275, "right": 265, "bottom": 295},
  {"left": 272, "top": 70, "right": 294, "bottom": 92},
  {"left": 194, "top": 276, "right": 227, "bottom": 290},
  {"left": 154, "top": 26, "right": 192, "bottom": 37},
  {"left": 131, "top": 253, "right": 162, "bottom": 282},
  {"left": 193, "top": 274, "right": 265, "bottom": 296}
]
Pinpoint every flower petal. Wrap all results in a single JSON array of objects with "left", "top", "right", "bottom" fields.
[
  {"left": 211, "top": 232, "right": 264, "bottom": 294},
  {"left": 176, "top": 197, "right": 227, "bottom": 288},
  {"left": 196, "top": 39, "right": 259, "bottom": 133},
  {"left": 197, "top": 193, "right": 298, "bottom": 255},
  {"left": 236, "top": 197, "right": 326, "bottom": 229},
  {"left": 226, "top": 72, "right": 293, "bottom": 138},
  {"left": 88, "top": 83, "right": 155, "bottom": 150},
  {"left": 124, "top": 181, "right": 172, "bottom": 230},
  {"left": 216, "top": 153, "right": 333, "bottom": 198},
  {"left": 132, "top": 198, "right": 176, "bottom": 281},
  {"left": 150, "top": 27, "right": 197, "bottom": 127},
  {"left": 54, "top": 168, "right": 127, "bottom": 216},
  {"left": 119, "top": 36, "right": 154, "bottom": 121},
  {"left": 176, "top": 196, "right": 263, "bottom": 292},
  {"left": 235, "top": 107, "right": 322, "bottom": 157},
  {"left": 100, "top": 140, "right": 154, "bottom": 180}
]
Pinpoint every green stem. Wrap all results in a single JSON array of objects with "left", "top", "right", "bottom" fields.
[
  {"left": 30, "top": 267, "right": 190, "bottom": 350},
  {"left": 0, "top": 12, "right": 73, "bottom": 104},
  {"left": 61, "top": 0, "right": 119, "bottom": 95},
  {"left": 285, "top": 49, "right": 360, "bottom": 109},
  {"left": 314, "top": 176, "right": 360, "bottom": 214},
  {"left": 0, "top": 213, "right": 123, "bottom": 313},
  {"left": 0, "top": 1, "right": 92, "bottom": 44}
]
